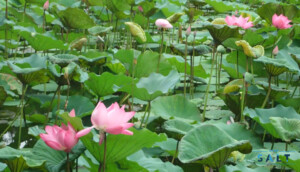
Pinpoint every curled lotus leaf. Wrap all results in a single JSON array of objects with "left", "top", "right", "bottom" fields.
[
  {"left": 254, "top": 56, "right": 298, "bottom": 76},
  {"left": 270, "top": 117, "right": 300, "bottom": 142},
  {"left": 211, "top": 18, "right": 227, "bottom": 25},
  {"left": 223, "top": 79, "right": 244, "bottom": 94},
  {"left": 235, "top": 40, "right": 264, "bottom": 58},
  {"left": 167, "top": 12, "right": 185, "bottom": 23},
  {"left": 70, "top": 38, "right": 87, "bottom": 51},
  {"left": 125, "top": 22, "right": 146, "bottom": 43}
]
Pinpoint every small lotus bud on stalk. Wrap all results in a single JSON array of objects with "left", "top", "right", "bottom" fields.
[
  {"left": 186, "top": 26, "right": 191, "bottom": 36},
  {"left": 43, "top": 0, "right": 49, "bottom": 10},
  {"left": 138, "top": 6, "right": 143, "bottom": 13},
  {"left": 272, "top": 46, "right": 279, "bottom": 56}
]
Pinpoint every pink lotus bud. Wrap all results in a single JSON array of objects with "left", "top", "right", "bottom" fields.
[
  {"left": 76, "top": 102, "right": 135, "bottom": 144},
  {"left": 43, "top": 0, "right": 49, "bottom": 10},
  {"left": 272, "top": 46, "right": 279, "bottom": 55},
  {"left": 155, "top": 19, "right": 173, "bottom": 29},
  {"left": 272, "top": 14, "right": 292, "bottom": 29},
  {"left": 186, "top": 26, "right": 191, "bottom": 36},
  {"left": 40, "top": 122, "right": 79, "bottom": 152},
  {"left": 138, "top": 6, "right": 143, "bottom": 13},
  {"left": 69, "top": 109, "right": 75, "bottom": 117}
]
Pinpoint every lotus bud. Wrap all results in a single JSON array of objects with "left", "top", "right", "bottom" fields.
[
  {"left": 186, "top": 26, "right": 191, "bottom": 36},
  {"left": 138, "top": 6, "right": 143, "bottom": 13},
  {"left": 217, "top": 45, "right": 226, "bottom": 54},
  {"left": 272, "top": 46, "right": 279, "bottom": 56},
  {"left": 43, "top": 0, "right": 49, "bottom": 10}
]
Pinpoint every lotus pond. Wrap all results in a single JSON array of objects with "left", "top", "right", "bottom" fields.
[{"left": 1, "top": 0, "right": 300, "bottom": 171}]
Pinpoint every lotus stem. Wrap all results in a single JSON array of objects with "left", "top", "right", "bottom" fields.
[
  {"left": 202, "top": 44, "right": 217, "bottom": 121},
  {"left": 262, "top": 130, "right": 266, "bottom": 146},
  {"left": 66, "top": 153, "right": 70, "bottom": 172},
  {"left": 218, "top": 53, "right": 223, "bottom": 89},
  {"left": 99, "top": 133, "right": 107, "bottom": 172},
  {"left": 64, "top": 78, "right": 70, "bottom": 111},
  {"left": 157, "top": 29, "right": 164, "bottom": 72},
  {"left": 236, "top": 51, "right": 239, "bottom": 78},
  {"left": 250, "top": 58, "right": 254, "bottom": 74},
  {"left": 189, "top": 36, "right": 196, "bottom": 98},
  {"left": 246, "top": 56, "right": 249, "bottom": 73},
  {"left": 183, "top": 36, "right": 188, "bottom": 98},
  {"left": 171, "top": 139, "right": 179, "bottom": 164},
  {"left": 55, "top": 86, "right": 61, "bottom": 124},
  {"left": 144, "top": 101, "right": 151, "bottom": 128},
  {"left": 43, "top": 10, "right": 46, "bottom": 32},
  {"left": 240, "top": 79, "right": 246, "bottom": 122},
  {"left": 271, "top": 136, "right": 274, "bottom": 150},
  {"left": 46, "top": 85, "right": 60, "bottom": 123},
  {"left": 261, "top": 75, "right": 272, "bottom": 108},
  {"left": 18, "top": 84, "right": 28, "bottom": 149},
  {"left": 140, "top": 101, "right": 150, "bottom": 128}
]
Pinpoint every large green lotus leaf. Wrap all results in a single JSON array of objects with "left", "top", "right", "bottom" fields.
[
  {"left": 114, "top": 49, "right": 141, "bottom": 75},
  {"left": 204, "top": 23, "right": 242, "bottom": 45},
  {"left": 134, "top": 51, "right": 172, "bottom": 78},
  {"left": 257, "top": 81, "right": 289, "bottom": 100},
  {"left": 14, "top": 26, "right": 67, "bottom": 51},
  {"left": 178, "top": 124, "right": 252, "bottom": 167},
  {"left": 276, "top": 49, "right": 300, "bottom": 74},
  {"left": 0, "top": 162, "right": 6, "bottom": 171},
  {"left": 257, "top": 3, "right": 300, "bottom": 24},
  {"left": 220, "top": 163, "right": 269, "bottom": 172},
  {"left": 163, "top": 119, "right": 196, "bottom": 135},
  {"left": 8, "top": 62, "right": 49, "bottom": 85},
  {"left": 136, "top": 70, "right": 180, "bottom": 94},
  {"left": 48, "top": 62, "right": 77, "bottom": 85},
  {"left": 66, "top": 95, "right": 94, "bottom": 117},
  {"left": 78, "top": 51, "right": 107, "bottom": 66},
  {"left": 58, "top": 8, "right": 95, "bottom": 29},
  {"left": 0, "top": 146, "right": 45, "bottom": 172},
  {"left": 218, "top": 91, "right": 265, "bottom": 119},
  {"left": 32, "top": 140, "right": 85, "bottom": 172},
  {"left": 269, "top": 117, "right": 300, "bottom": 142},
  {"left": 279, "top": 151, "right": 300, "bottom": 172},
  {"left": 204, "top": 0, "right": 249, "bottom": 13},
  {"left": 139, "top": 1, "right": 157, "bottom": 18},
  {"left": 0, "top": 73, "right": 22, "bottom": 96},
  {"left": 205, "top": 110, "right": 235, "bottom": 120},
  {"left": 254, "top": 56, "right": 298, "bottom": 76},
  {"left": 88, "top": 26, "right": 113, "bottom": 35},
  {"left": 151, "top": 95, "right": 201, "bottom": 122},
  {"left": 127, "top": 150, "right": 183, "bottom": 172},
  {"left": 84, "top": 72, "right": 132, "bottom": 97},
  {"left": 243, "top": 29, "right": 264, "bottom": 46},
  {"left": 48, "top": 54, "right": 79, "bottom": 67},
  {"left": 277, "top": 98, "right": 300, "bottom": 112},
  {"left": 244, "top": 105, "right": 300, "bottom": 139},
  {"left": 60, "top": 112, "right": 167, "bottom": 164},
  {"left": 166, "top": 55, "right": 209, "bottom": 78},
  {"left": 106, "top": 60, "right": 127, "bottom": 75},
  {"left": 16, "top": 54, "right": 47, "bottom": 69},
  {"left": 170, "top": 44, "right": 212, "bottom": 56},
  {"left": 214, "top": 122, "right": 263, "bottom": 149}
]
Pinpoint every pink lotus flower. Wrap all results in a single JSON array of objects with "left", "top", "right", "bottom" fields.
[
  {"left": 272, "top": 46, "right": 279, "bottom": 55},
  {"left": 155, "top": 19, "right": 173, "bottom": 29},
  {"left": 76, "top": 102, "right": 135, "bottom": 144},
  {"left": 40, "top": 122, "right": 78, "bottom": 152},
  {"left": 272, "top": 14, "right": 292, "bottom": 29},
  {"left": 138, "top": 6, "right": 143, "bottom": 13},
  {"left": 43, "top": 0, "right": 49, "bottom": 10},
  {"left": 225, "top": 15, "right": 253, "bottom": 29}
]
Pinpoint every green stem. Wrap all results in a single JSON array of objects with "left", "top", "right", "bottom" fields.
[
  {"left": 236, "top": 51, "right": 239, "bottom": 78},
  {"left": 46, "top": 85, "right": 60, "bottom": 123},
  {"left": 183, "top": 36, "right": 188, "bottom": 98},
  {"left": 157, "top": 29, "right": 164, "bottom": 72},
  {"left": 262, "top": 130, "right": 266, "bottom": 147},
  {"left": 18, "top": 84, "right": 28, "bottom": 149},
  {"left": 202, "top": 45, "right": 216, "bottom": 121},
  {"left": 261, "top": 76, "right": 272, "bottom": 109},
  {"left": 171, "top": 140, "right": 179, "bottom": 164},
  {"left": 99, "top": 133, "right": 107, "bottom": 172},
  {"left": 240, "top": 79, "right": 246, "bottom": 122},
  {"left": 55, "top": 86, "right": 61, "bottom": 124},
  {"left": 67, "top": 153, "right": 70, "bottom": 172}
]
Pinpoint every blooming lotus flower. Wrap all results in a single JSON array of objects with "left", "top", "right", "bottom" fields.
[
  {"left": 272, "top": 14, "right": 292, "bottom": 29},
  {"left": 40, "top": 122, "right": 78, "bottom": 152},
  {"left": 43, "top": 0, "right": 49, "bottom": 10},
  {"left": 155, "top": 19, "right": 173, "bottom": 29},
  {"left": 272, "top": 46, "right": 279, "bottom": 55},
  {"left": 76, "top": 102, "right": 135, "bottom": 144},
  {"left": 225, "top": 15, "right": 253, "bottom": 29}
]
